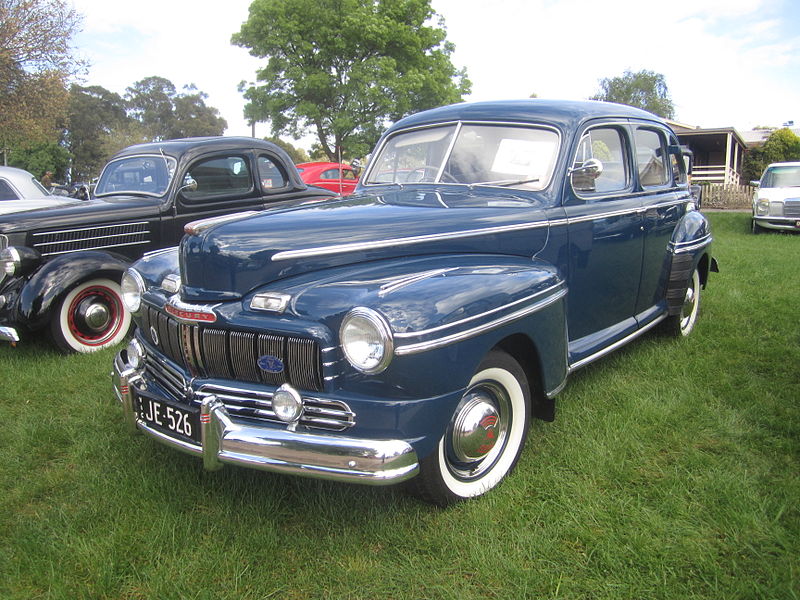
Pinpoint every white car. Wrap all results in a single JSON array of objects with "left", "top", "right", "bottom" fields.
[
  {"left": 752, "top": 162, "right": 800, "bottom": 233},
  {"left": 0, "top": 166, "right": 74, "bottom": 216}
]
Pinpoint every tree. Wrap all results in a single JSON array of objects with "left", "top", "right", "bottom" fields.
[
  {"left": 232, "top": 0, "right": 470, "bottom": 162},
  {"left": 8, "top": 142, "right": 70, "bottom": 180},
  {"left": 591, "top": 69, "right": 674, "bottom": 119},
  {"left": 264, "top": 136, "right": 309, "bottom": 164},
  {"left": 65, "top": 84, "right": 130, "bottom": 180},
  {"left": 125, "top": 76, "right": 227, "bottom": 141},
  {"left": 0, "top": 0, "right": 84, "bottom": 155},
  {"left": 742, "top": 128, "right": 800, "bottom": 182}
]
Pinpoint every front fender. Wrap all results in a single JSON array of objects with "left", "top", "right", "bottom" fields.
[
  {"left": 17, "top": 250, "right": 131, "bottom": 329},
  {"left": 279, "top": 254, "right": 568, "bottom": 399}
]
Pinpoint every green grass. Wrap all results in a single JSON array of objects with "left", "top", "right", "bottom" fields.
[{"left": 0, "top": 212, "right": 797, "bottom": 599}]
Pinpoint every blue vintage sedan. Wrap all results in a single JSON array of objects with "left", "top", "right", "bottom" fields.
[{"left": 113, "top": 100, "right": 717, "bottom": 506}]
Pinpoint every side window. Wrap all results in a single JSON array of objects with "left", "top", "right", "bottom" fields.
[
  {"left": 257, "top": 156, "right": 288, "bottom": 190},
  {"left": 635, "top": 128, "right": 669, "bottom": 187},
  {"left": 183, "top": 155, "right": 253, "bottom": 201},
  {"left": 321, "top": 169, "right": 340, "bottom": 180},
  {"left": 0, "top": 180, "right": 20, "bottom": 201},
  {"left": 342, "top": 169, "right": 356, "bottom": 180},
  {"left": 571, "top": 127, "right": 628, "bottom": 195}
]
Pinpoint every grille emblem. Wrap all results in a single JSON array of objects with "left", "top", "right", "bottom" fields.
[
  {"left": 149, "top": 326, "right": 159, "bottom": 345},
  {"left": 257, "top": 355, "right": 284, "bottom": 373}
]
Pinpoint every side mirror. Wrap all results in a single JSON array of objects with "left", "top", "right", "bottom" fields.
[
  {"left": 750, "top": 180, "right": 760, "bottom": 187},
  {"left": 569, "top": 158, "right": 604, "bottom": 178},
  {"left": 179, "top": 175, "right": 198, "bottom": 193}
]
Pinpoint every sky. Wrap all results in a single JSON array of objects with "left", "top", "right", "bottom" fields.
[{"left": 70, "top": 0, "right": 800, "bottom": 149}]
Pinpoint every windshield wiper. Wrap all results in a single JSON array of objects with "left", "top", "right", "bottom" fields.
[{"left": 469, "top": 177, "right": 540, "bottom": 189}]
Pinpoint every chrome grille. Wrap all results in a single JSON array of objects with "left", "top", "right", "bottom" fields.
[
  {"left": 197, "top": 384, "right": 355, "bottom": 431},
  {"left": 140, "top": 356, "right": 352, "bottom": 431},
  {"left": 784, "top": 199, "right": 800, "bottom": 218},
  {"left": 31, "top": 221, "right": 150, "bottom": 256},
  {"left": 140, "top": 305, "right": 324, "bottom": 392}
]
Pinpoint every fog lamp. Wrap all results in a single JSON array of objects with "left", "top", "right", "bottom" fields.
[{"left": 272, "top": 384, "right": 303, "bottom": 423}]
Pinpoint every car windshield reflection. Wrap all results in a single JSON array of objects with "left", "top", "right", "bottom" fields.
[
  {"left": 95, "top": 155, "right": 177, "bottom": 197},
  {"left": 364, "top": 123, "right": 559, "bottom": 191}
]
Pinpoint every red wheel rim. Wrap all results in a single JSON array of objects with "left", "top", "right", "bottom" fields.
[{"left": 66, "top": 284, "right": 124, "bottom": 346}]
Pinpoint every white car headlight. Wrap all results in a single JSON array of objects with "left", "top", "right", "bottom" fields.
[
  {"left": 120, "top": 269, "right": 146, "bottom": 314},
  {"left": 755, "top": 198, "right": 770, "bottom": 216},
  {"left": 340, "top": 307, "right": 393, "bottom": 374}
]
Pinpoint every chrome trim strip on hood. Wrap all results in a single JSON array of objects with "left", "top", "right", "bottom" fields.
[{"left": 271, "top": 220, "right": 550, "bottom": 262}]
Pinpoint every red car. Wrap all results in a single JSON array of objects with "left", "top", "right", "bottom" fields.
[{"left": 295, "top": 162, "right": 359, "bottom": 196}]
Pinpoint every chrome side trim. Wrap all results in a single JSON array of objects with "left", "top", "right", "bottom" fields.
[
  {"left": 378, "top": 268, "right": 458, "bottom": 297},
  {"left": 568, "top": 314, "right": 667, "bottom": 372},
  {"left": 394, "top": 282, "right": 565, "bottom": 339},
  {"left": 671, "top": 234, "right": 712, "bottom": 254},
  {"left": 395, "top": 287, "right": 567, "bottom": 355},
  {"left": 272, "top": 220, "right": 550, "bottom": 261}
]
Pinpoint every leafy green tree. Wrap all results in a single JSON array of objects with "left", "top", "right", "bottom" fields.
[
  {"left": 232, "top": 0, "right": 470, "bottom": 161},
  {"left": 0, "top": 0, "right": 84, "bottom": 157},
  {"left": 9, "top": 142, "right": 71, "bottom": 180},
  {"left": 264, "top": 136, "right": 309, "bottom": 164},
  {"left": 742, "top": 128, "right": 800, "bottom": 182},
  {"left": 591, "top": 69, "right": 675, "bottom": 119},
  {"left": 65, "top": 84, "right": 130, "bottom": 180},
  {"left": 125, "top": 76, "right": 227, "bottom": 141}
]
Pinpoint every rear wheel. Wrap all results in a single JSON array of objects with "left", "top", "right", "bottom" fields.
[
  {"left": 663, "top": 268, "right": 701, "bottom": 337},
  {"left": 408, "top": 350, "right": 530, "bottom": 506},
  {"left": 50, "top": 278, "right": 131, "bottom": 353}
]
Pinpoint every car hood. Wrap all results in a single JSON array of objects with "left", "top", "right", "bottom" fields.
[
  {"left": 0, "top": 197, "right": 77, "bottom": 216},
  {"left": 757, "top": 187, "right": 800, "bottom": 202},
  {"left": 179, "top": 187, "right": 550, "bottom": 301},
  {"left": 0, "top": 194, "right": 161, "bottom": 233}
]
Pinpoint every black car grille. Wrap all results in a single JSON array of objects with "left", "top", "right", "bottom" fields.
[
  {"left": 139, "top": 305, "right": 324, "bottom": 393},
  {"left": 143, "top": 354, "right": 353, "bottom": 431},
  {"left": 31, "top": 221, "right": 150, "bottom": 256}
]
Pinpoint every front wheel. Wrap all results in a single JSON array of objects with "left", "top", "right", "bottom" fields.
[
  {"left": 663, "top": 268, "right": 701, "bottom": 337},
  {"left": 50, "top": 278, "right": 131, "bottom": 353},
  {"left": 408, "top": 350, "right": 530, "bottom": 506}
]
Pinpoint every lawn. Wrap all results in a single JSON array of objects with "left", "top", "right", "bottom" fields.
[{"left": 0, "top": 212, "right": 797, "bottom": 599}]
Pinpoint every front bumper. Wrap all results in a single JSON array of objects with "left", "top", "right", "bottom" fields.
[
  {"left": 753, "top": 215, "right": 800, "bottom": 231},
  {"left": 113, "top": 352, "right": 419, "bottom": 485}
]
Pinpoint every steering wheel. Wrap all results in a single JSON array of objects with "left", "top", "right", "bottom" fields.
[{"left": 407, "top": 165, "right": 458, "bottom": 183}]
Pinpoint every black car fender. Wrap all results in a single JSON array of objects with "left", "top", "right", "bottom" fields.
[{"left": 17, "top": 250, "right": 131, "bottom": 330}]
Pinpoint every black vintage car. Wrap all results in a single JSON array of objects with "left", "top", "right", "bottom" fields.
[{"left": 0, "top": 137, "right": 334, "bottom": 352}]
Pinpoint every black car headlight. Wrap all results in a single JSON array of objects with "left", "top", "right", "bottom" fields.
[{"left": 0, "top": 246, "right": 42, "bottom": 283}]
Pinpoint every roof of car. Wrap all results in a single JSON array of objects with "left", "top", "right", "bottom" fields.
[
  {"left": 296, "top": 162, "right": 352, "bottom": 170},
  {"left": 111, "top": 136, "right": 288, "bottom": 161},
  {"left": 0, "top": 165, "right": 52, "bottom": 199},
  {"left": 388, "top": 99, "right": 666, "bottom": 134}
]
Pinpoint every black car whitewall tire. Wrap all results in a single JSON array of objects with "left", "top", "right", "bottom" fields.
[
  {"left": 51, "top": 278, "right": 131, "bottom": 353},
  {"left": 408, "top": 350, "right": 530, "bottom": 506}
]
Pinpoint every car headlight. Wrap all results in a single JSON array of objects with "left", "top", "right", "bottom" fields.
[
  {"left": 755, "top": 198, "right": 770, "bottom": 216},
  {"left": 340, "top": 307, "right": 393, "bottom": 374},
  {"left": 0, "top": 246, "right": 41, "bottom": 283},
  {"left": 120, "top": 269, "right": 146, "bottom": 314}
]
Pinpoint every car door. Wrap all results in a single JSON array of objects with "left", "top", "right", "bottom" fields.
[
  {"left": 562, "top": 121, "right": 644, "bottom": 363},
  {"left": 633, "top": 124, "right": 689, "bottom": 322}
]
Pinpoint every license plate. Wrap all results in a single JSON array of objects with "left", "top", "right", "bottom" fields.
[{"left": 135, "top": 396, "right": 200, "bottom": 443}]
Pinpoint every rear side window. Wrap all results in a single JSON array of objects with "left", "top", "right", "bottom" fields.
[
  {"left": 258, "top": 156, "right": 288, "bottom": 190},
  {"left": 571, "top": 127, "right": 629, "bottom": 195},
  {"left": 183, "top": 155, "right": 253, "bottom": 201},
  {"left": 0, "top": 180, "right": 20, "bottom": 201},
  {"left": 635, "top": 128, "right": 669, "bottom": 187}
]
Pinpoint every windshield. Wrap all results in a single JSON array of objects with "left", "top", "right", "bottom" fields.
[
  {"left": 761, "top": 165, "right": 800, "bottom": 188},
  {"left": 95, "top": 154, "right": 177, "bottom": 197},
  {"left": 365, "top": 123, "right": 560, "bottom": 191}
]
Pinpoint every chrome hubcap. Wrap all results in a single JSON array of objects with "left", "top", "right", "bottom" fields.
[
  {"left": 446, "top": 383, "right": 510, "bottom": 481},
  {"left": 81, "top": 299, "right": 112, "bottom": 332}
]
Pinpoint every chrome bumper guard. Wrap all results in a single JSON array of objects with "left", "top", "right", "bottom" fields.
[
  {"left": 113, "top": 352, "right": 419, "bottom": 485},
  {"left": 0, "top": 326, "right": 20, "bottom": 343}
]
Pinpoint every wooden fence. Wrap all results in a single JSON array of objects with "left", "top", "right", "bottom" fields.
[{"left": 699, "top": 183, "right": 753, "bottom": 210}]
